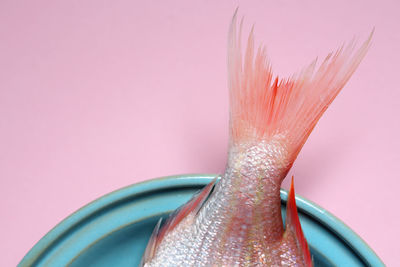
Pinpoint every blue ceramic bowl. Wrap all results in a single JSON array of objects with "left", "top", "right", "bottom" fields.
[{"left": 19, "top": 174, "right": 383, "bottom": 267}]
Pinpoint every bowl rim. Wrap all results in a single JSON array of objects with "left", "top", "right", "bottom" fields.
[{"left": 19, "top": 174, "right": 384, "bottom": 267}]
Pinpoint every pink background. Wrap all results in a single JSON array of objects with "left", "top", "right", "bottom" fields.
[{"left": 1, "top": 1, "right": 399, "bottom": 266}]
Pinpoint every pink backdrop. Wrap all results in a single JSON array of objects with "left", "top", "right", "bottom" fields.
[{"left": 1, "top": 1, "right": 398, "bottom": 266}]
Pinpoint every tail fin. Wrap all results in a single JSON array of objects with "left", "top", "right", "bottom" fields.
[{"left": 228, "top": 12, "right": 372, "bottom": 161}]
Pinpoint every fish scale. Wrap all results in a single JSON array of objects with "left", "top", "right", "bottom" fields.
[{"left": 146, "top": 141, "right": 301, "bottom": 266}]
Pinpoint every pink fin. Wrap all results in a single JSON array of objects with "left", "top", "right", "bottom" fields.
[
  {"left": 285, "top": 177, "right": 312, "bottom": 267},
  {"left": 228, "top": 13, "right": 372, "bottom": 160},
  {"left": 140, "top": 218, "right": 163, "bottom": 267},
  {"left": 141, "top": 177, "right": 218, "bottom": 264}
]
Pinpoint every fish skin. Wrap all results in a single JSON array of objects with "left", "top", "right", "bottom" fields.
[
  {"left": 145, "top": 140, "right": 302, "bottom": 266},
  {"left": 142, "top": 11, "right": 371, "bottom": 267}
]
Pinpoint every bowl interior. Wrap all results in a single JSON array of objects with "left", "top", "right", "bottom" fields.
[
  {"left": 69, "top": 215, "right": 335, "bottom": 267},
  {"left": 19, "top": 175, "right": 383, "bottom": 267}
]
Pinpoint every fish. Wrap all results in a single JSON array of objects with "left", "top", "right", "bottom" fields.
[{"left": 140, "top": 11, "right": 372, "bottom": 267}]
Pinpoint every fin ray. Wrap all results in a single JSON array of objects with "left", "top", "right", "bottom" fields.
[
  {"left": 228, "top": 15, "right": 372, "bottom": 161},
  {"left": 285, "top": 177, "right": 312, "bottom": 267},
  {"left": 140, "top": 177, "right": 218, "bottom": 265},
  {"left": 140, "top": 218, "right": 163, "bottom": 267}
]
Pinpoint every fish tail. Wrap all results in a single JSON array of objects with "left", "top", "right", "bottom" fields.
[{"left": 228, "top": 12, "right": 372, "bottom": 161}]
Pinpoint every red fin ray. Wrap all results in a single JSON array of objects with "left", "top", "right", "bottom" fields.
[
  {"left": 141, "top": 177, "right": 218, "bottom": 264},
  {"left": 285, "top": 177, "right": 313, "bottom": 267}
]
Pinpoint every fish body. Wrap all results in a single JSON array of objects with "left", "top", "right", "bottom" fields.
[{"left": 141, "top": 12, "right": 371, "bottom": 267}]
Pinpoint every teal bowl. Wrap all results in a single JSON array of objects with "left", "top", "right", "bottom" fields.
[{"left": 19, "top": 174, "right": 383, "bottom": 267}]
